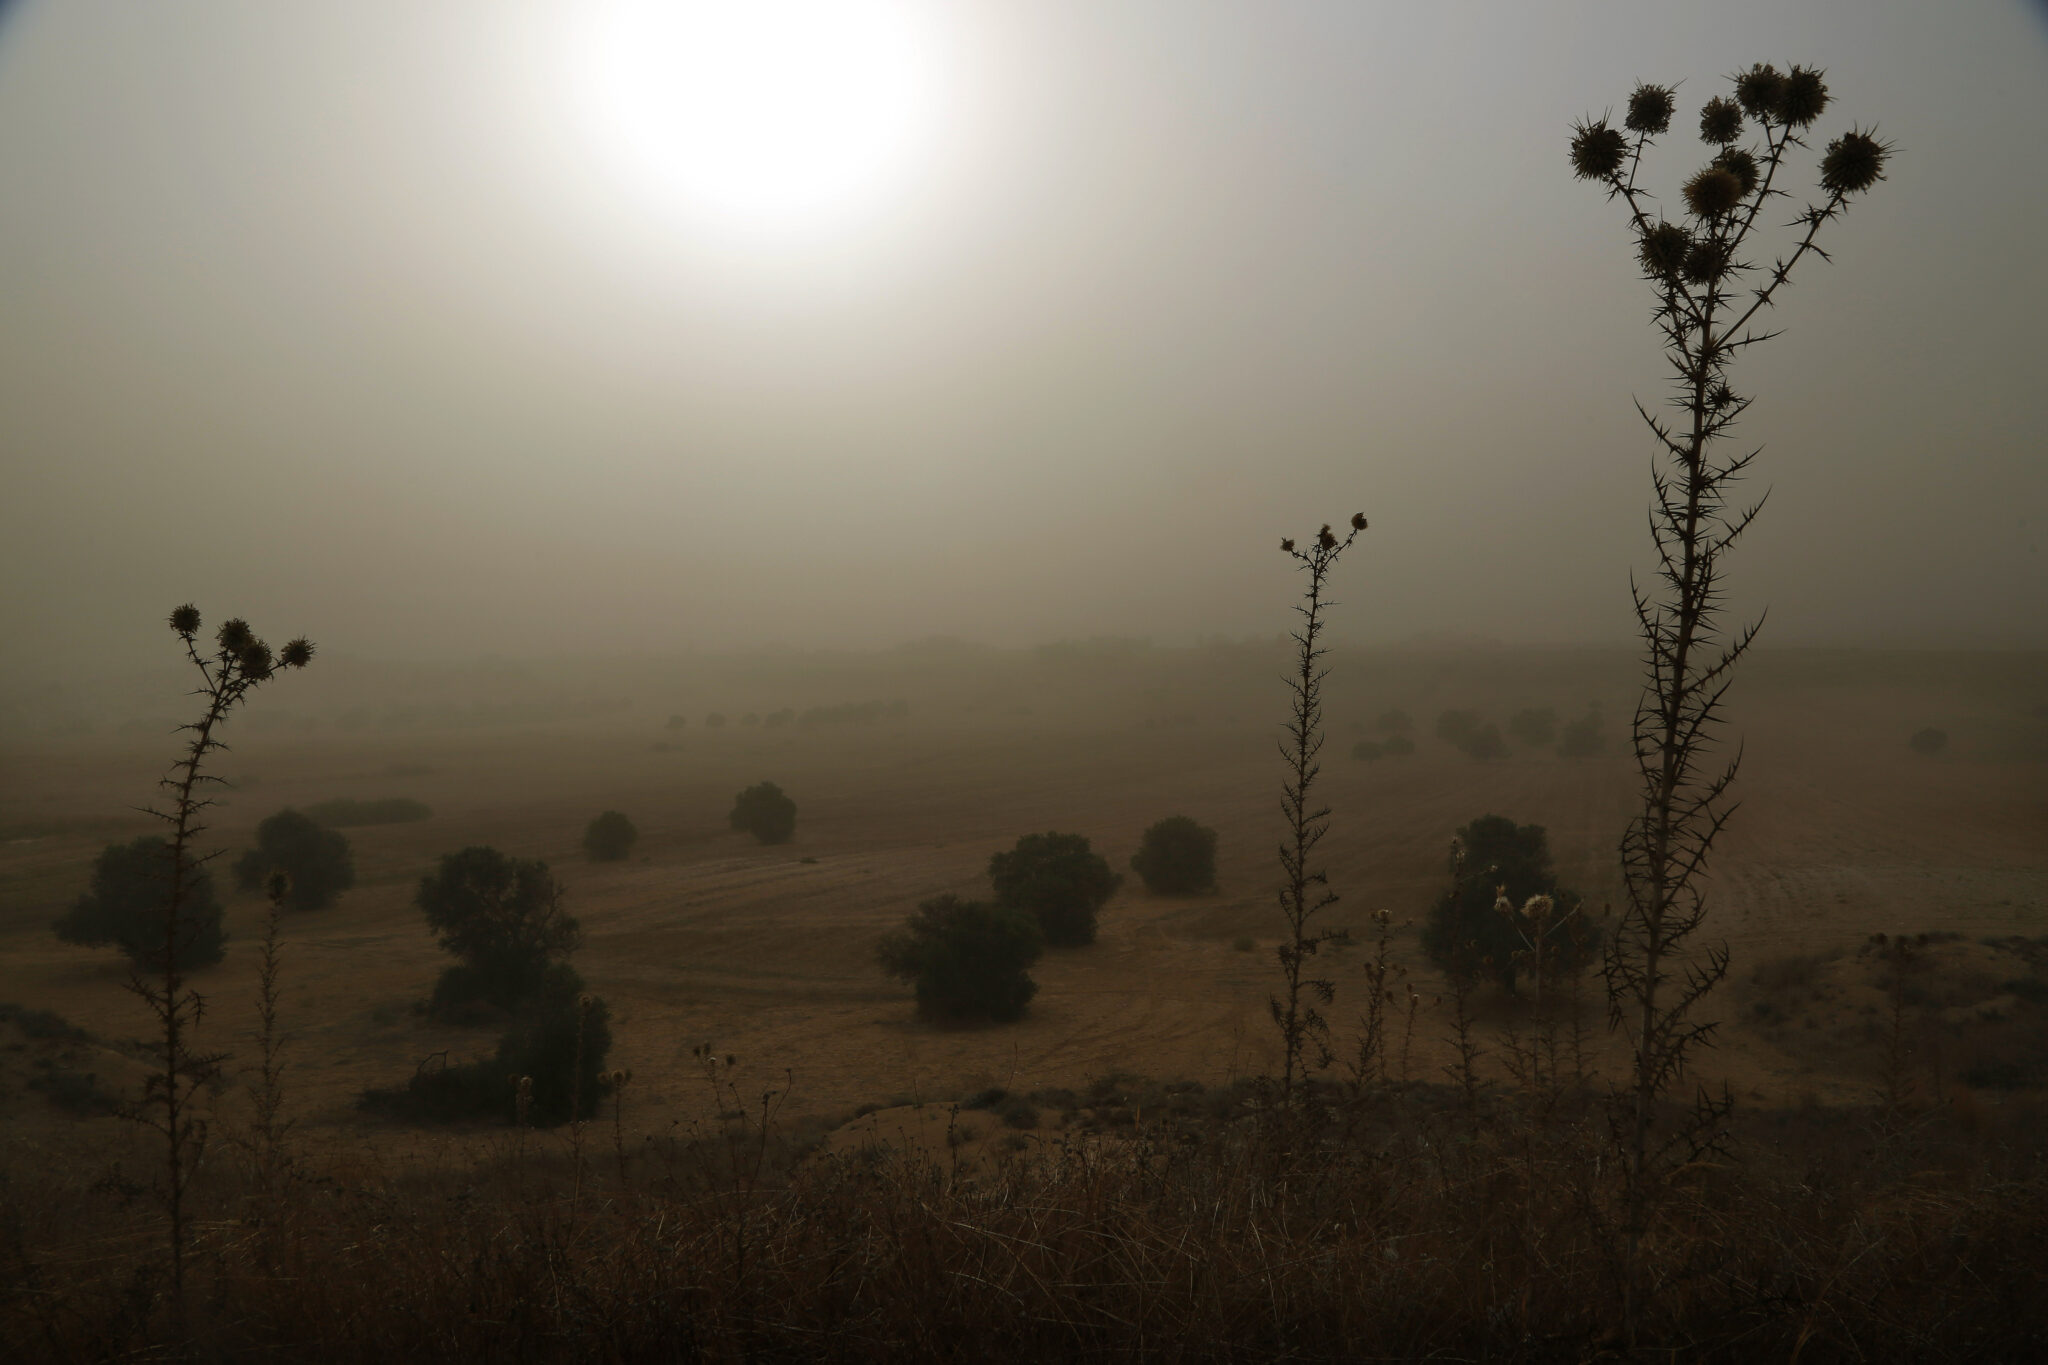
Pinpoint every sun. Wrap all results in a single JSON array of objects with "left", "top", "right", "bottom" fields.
[{"left": 572, "top": 0, "right": 938, "bottom": 235}]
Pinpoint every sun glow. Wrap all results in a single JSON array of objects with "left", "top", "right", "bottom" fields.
[{"left": 573, "top": 0, "right": 938, "bottom": 235}]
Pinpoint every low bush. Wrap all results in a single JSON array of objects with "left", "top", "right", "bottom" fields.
[
  {"left": 988, "top": 832, "right": 1120, "bottom": 947},
  {"left": 1130, "top": 816, "right": 1217, "bottom": 894},
  {"left": 233, "top": 808, "right": 355, "bottom": 910},
  {"left": 582, "top": 810, "right": 638, "bottom": 862},
  {"left": 1507, "top": 707, "right": 1558, "bottom": 747},
  {"left": 877, "top": 894, "right": 1043, "bottom": 1023},
  {"left": 53, "top": 836, "right": 226, "bottom": 971},
  {"left": 730, "top": 781, "right": 797, "bottom": 845},
  {"left": 1421, "top": 814, "right": 1598, "bottom": 992}
]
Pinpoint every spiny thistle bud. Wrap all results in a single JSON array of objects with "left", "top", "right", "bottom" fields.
[
  {"left": 1712, "top": 146, "right": 1760, "bottom": 198},
  {"left": 1708, "top": 382, "right": 1739, "bottom": 410},
  {"left": 1569, "top": 118, "right": 1628, "bottom": 181},
  {"left": 169, "top": 604, "right": 201, "bottom": 636},
  {"left": 1682, "top": 166, "right": 1745, "bottom": 218},
  {"left": 1734, "top": 63, "right": 1785, "bottom": 119},
  {"left": 239, "top": 642, "right": 274, "bottom": 680},
  {"left": 1820, "top": 128, "right": 1888, "bottom": 196},
  {"left": 1318, "top": 524, "right": 1337, "bottom": 550},
  {"left": 265, "top": 870, "right": 291, "bottom": 901},
  {"left": 1776, "top": 64, "right": 1829, "bottom": 128},
  {"left": 277, "top": 637, "right": 314, "bottom": 669},
  {"left": 1698, "top": 96, "right": 1743, "bottom": 144},
  {"left": 1637, "top": 221, "right": 1691, "bottom": 277},
  {"left": 1350, "top": 512, "right": 1367, "bottom": 530},
  {"left": 1280, "top": 538, "right": 1295, "bottom": 553},
  {"left": 1624, "top": 82, "right": 1674, "bottom": 135},
  {"left": 217, "top": 618, "right": 254, "bottom": 654},
  {"left": 1683, "top": 237, "right": 1730, "bottom": 284}
]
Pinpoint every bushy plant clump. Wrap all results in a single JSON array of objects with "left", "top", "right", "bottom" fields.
[
  {"left": 417, "top": 847, "right": 582, "bottom": 1017},
  {"left": 233, "top": 809, "right": 354, "bottom": 910},
  {"left": 54, "top": 836, "right": 226, "bottom": 971},
  {"left": 1131, "top": 816, "right": 1217, "bottom": 894},
  {"left": 730, "top": 781, "right": 797, "bottom": 845},
  {"left": 582, "top": 810, "right": 638, "bottom": 862},
  {"left": 988, "top": 832, "right": 1121, "bottom": 947},
  {"left": 1422, "top": 815, "right": 1598, "bottom": 993},
  {"left": 877, "top": 894, "right": 1043, "bottom": 1023},
  {"left": 1437, "top": 710, "right": 1507, "bottom": 760}
]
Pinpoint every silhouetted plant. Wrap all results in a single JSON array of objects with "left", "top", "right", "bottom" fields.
[
  {"left": 417, "top": 847, "right": 581, "bottom": 1017},
  {"left": 55, "top": 836, "right": 226, "bottom": 970},
  {"left": 582, "top": 810, "right": 639, "bottom": 862},
  {"left": 1571, "top": 61, "right": 1890, "bottom": 1339},
  {"left": 1508, "top": 707, "right": 1558, "bottom": 748},
  {"left": 233, "top": 809, "right": 354, "bottom": 910},
  {"left": 1270, "top": 515, "right": 1366, "bottom": 1102},
  {"left": 987, "top": 831, "right": 1121, "bottom": 948},
  {"left": 125, "top": 604, "right": 312, "bottom": 1319},
  {"left": 666, "top": 713, "right": 688, "bottom": 731},
  {"left": 730, "top": 781, "right": 797, "bottom": 845},
  {"left": 1131, "top": 816, "right": 1217, "bottom": 894},
  {"left": 1381, "top": 732, "right": 1415, "bottom": 756},
  {"left": 876, "top": 894, "right": 1043, "bottom": 1023},
  {"left": 1422, "top": 816, "right": 1597, "bottom": 994},
  {"left": 1464, "top": 723, "right": 1507, "bottom": 761},
  {"left": 1558, "top": 706, "right": 1605, "bottom": 757},
  {"left": 1908, "top": 727, "right": 1948, "bottom": 756},
  {"left": 1435, "top": 709, "right": 1482, "bottom": 749}
]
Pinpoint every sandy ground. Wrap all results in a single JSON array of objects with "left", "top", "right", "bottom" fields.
[{"left": 1, "top": 648, "right": 2042, "bottom": 1152}]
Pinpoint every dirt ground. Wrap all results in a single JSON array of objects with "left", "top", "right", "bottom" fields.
[{"left": 1, "top": 645, "right": 2042, "bottom": 1153}]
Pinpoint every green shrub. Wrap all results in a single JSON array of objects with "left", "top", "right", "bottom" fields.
[
  {"left": 305, "top": 797, "right": 431, "bottom": 827},
  {"left": 1131, "top": 816, "right": 1217, "bottom": 894},
  {"left": 1421, "top": 815, "right": 1598, "bottom": 992},
  {"left": 988, "top": 832, "right": 1121, "bottom": 947},
  {"left": 53, "top": 836, "right": 225, "bottom": 971},
  {"left": 233, "top": 808, "right": 355, "bottom": 909},
  {"left": 730, "top": 782, "right": 797, "bottom": 845},
  {"left": 582, "top": 810, "right": 638, "bottom": 862},
  {"left": 877, "top": 894, "right": 1043, "bottom": 1023},
  {"left": 417, "top": 848, "right": 580, "bottom": 1016}
]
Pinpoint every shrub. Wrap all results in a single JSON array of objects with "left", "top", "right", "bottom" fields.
[
  {"left": 1507, "top": 707, "right": 1558, "bottom": 748},
  {"left": 1558, "top": 708, "right": 1604, "bottom": 757},
  {"left": 1463, "top": 723, "right": 1508, "bottom": 761},
  {"left": 877, "top": 894, "right": 1042, "bottom": 1023},
  {"left": 305, "top": 797, "right": 431, "bottom": 827},
  {"left": 730, "top": 781, "right": 797, "bottom": 845},
  {"left": 988, "top": 832, "right": 1121, "bottom": 947},
  {"left": 582, "top": 810, "right": 638, "bottom": 862},
  {"left": 53, "top": 836, "right": 226, "bottom": 971},
  {"left": 417, "top": 847, "right": 580, "bottom": 1016},
  {"left": 665, "top": 714, "right": 687, "bottom": 731},
  {"left": 1909, "top": 727, "right": 1948, "bottom": 756},
  {"left": 494, "top": 985, "right": 613, "bottom": 1124},
  {"left": 233, "top": 808, "right": 354, "bottom": 910},
  {"left": 1421, "top": 815, "right": 1598, "bottom": 993},
  {"left": 1435, "top": 709, "right": 1482, "bottom": 748},
  {"left": 1131, "top": 816, "right": 1217, "bottom": 894}
]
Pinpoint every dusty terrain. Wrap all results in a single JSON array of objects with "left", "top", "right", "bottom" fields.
[{"left": 1, "top": 645, "right": 2042, "bottom": 1153}]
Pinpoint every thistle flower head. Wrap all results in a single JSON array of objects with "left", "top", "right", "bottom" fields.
[
  {"left": 278, "top": 637, "right": 314, "bottom": 669},
  {"left": 1318, "top": 524, "right": 1337, "bottom": 550},
  {"left": 265, "top": 870, "right": 291, "bottom": 901},
  {"left": 217, "top": 618, "right": 254, "bottom": 654},
  {"left": 1683, "top": 166, "right": 1745, "bottom": 217},
  {"left": 1698, "top": 96, "right": 1743, "bottom": 144},
  {"left": 1280, "top": 538, "right": 1295, "bottom": 553},
  {"left": 1712, "top": 146, "right": 1760, "bottom": 198},
  {"left": 169, "top": 604, "right": 201, "bottom": 636},
  {"left": 1624, "top": 83, "right": 1675, "bottom": 135},
  {"left": 1637, "top": 220, "right": 1691, "bottom": 277},
  {"left": 1777, "top": 64, "right": 1829, "bottom": 127},
  {"left": 1350, "top": 512, "right": 1367, "bottom": 530},
  {"left": 1734, "top": 63, "right": 1786, "bottom": 119},
  {"left": 1569, "top": 118, "right": 1628, "bottom": 181},
  {"left": 1820, "top": 127, "right": 1889, "bottom": 196},
  {"left": 239, "top": 642, "right": 274, "bottom": 680},
  {"left": 1683, "top": 236, "right": 1731, "bottom": 284}
]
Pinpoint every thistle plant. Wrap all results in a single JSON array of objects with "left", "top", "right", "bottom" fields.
[
  {"left": 136, "top": 605, "right": 313, "bottom": 1316},
  {"left": 1570, "top": 65, "right": 1889, "bottom": 1334},
  {"left": 1270, "top": 514, "right": 1365, "bottom": 1105}
]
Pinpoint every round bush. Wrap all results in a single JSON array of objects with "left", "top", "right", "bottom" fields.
[
  {"left": 988, "top": 831, "right": 1121, "bottom": 947},
  {"left": 233, "top": 808, "right": 355, "bottom": 909},
  {"left": 1131, "top": 816, "right": 1218, "bottom": 895},
  {"left": 417, "top": 847, "right": 580, "bottom": 1014},
  {"left": 730, "top": 781, "right": 797, "bottom": 845},
  {"left": 1421, "top": 814, "right": 1598, "bottom": 992},
  {"left": 582, "top": 810, "right": 639, "bottom": 862},
  {"left": 877, "top": 894, "right": 1043, "bottom": 1023},
  {"left": 54, "top": 836, "right": 226, "bottom": 971}
]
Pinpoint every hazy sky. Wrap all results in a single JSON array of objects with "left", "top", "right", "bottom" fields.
[{"left": 2, "top": 1, "right": 2043, "bottom": 674}]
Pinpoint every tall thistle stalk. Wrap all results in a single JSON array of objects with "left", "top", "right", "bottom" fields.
[
  {"left": 1271, "top": 514, "right": 1366, "bottom": 1106},
  {"left": 1568, "top": 66, "right": 1889, "bottom": 1334},
  {"left": 134, "top": 605, "right": 312, "bottom": 1318}
]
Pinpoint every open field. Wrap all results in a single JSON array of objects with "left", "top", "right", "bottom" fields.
[{"left": 3, "top": 645, "right": 2043, "bottom": 1142}]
